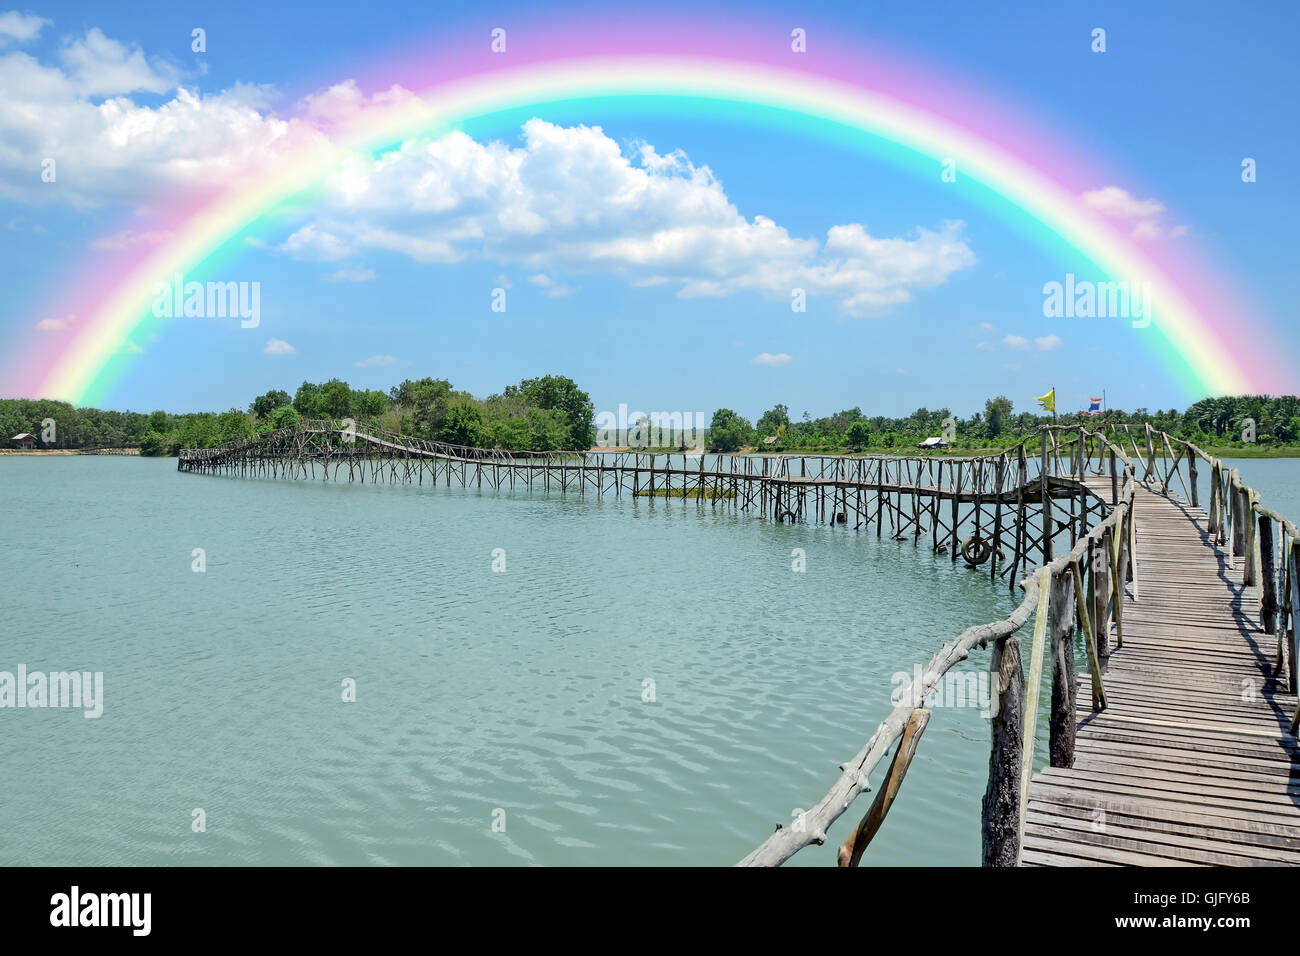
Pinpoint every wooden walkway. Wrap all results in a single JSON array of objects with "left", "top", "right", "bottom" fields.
[{"left": 1022, "top": 479, "right": 1300, "bottom": 866}]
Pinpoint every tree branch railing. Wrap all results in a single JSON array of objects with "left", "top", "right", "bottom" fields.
[{"left": 739, "top": 423, "right": 1144, "bottom": 866}]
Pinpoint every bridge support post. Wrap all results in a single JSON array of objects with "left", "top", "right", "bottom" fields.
[{"left": 981, "top": 634, "right": 1024, "bottom": 866}]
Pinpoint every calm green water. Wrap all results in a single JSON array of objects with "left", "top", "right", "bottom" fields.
[{"left": 1, "top": 455, "right": 1293, "bottom": 866}]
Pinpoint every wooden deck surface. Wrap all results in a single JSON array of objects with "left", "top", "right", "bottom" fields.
[{"left": 1021, "top": 479, "right": 1300, "bottom": 866}]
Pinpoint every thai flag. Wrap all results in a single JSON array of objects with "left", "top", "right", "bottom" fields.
[{"left": 1087, "top": 398, "right": 1102, "bottom": 413}]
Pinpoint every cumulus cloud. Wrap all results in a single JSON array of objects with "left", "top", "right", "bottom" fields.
[
  {"left": 263, "top": 338, "right": 294, "bottom": 355},
  {"left": 58, "top": 27, "right": 177, "bottom": 96},
  {"left": 752, "top": 352, "right": 792, "bottom": 366},
  {"left": 0, "top": 29, "right": 975, "bottom": 315},
  {"left": 1081, "top": 185, "right": 1187, "bottom": 241},
  {"left": 1035, "top": 333, "right": 1062, "bottom": 351},
  {"left": 355, "top": 354, "right": 396, "bottom": 366},
  {"left": 284, "top": 119, "right": 975, "bottom": 315},
  {"left": 0, "top": 11, "right": 47, "bottom": 45},
  {"left": 0, "top": 28, "right": 324, "bottom": 206},
  {"left": 1002, "top": 334, "right": 1029, "bottom": 350}
]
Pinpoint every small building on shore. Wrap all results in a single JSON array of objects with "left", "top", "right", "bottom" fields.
[
  {"left": 917, "top": 436, "right": 949, "bottom": 450},
  {"left": 11, "top": 432, "right": 37, "bottom": 450}
]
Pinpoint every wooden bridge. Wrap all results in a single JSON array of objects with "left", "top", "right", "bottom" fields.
[{"left": 179, "top": 420, "right": 1300, "bottom": 866}]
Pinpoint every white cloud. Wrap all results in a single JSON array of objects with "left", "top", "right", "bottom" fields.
[
  {"left": 58, "top": 27, "right": 177, "bottom": 96},
  {"left": 263, "top": 338, "right": 294, "bottom": 355},
  {"left": 0, "top": 11, "right": 47, "bottom": 45},
  {"left": 1035, "top": 334, "right": 1062, "bottom": 351},
  {"left": 1002, "top": 334, "right": 1029, "bottom": 350},
  {"left": 328, "top": 266, "right": 375, "bottom": 282},
  {"left": 1081, "top": 186, "right": 1164, "bottom": 221},
  {"left": 976, "top": 341, "right": 994, "bottom": 351},
  {"left": 1080, "top": 185, "right": 1187, "bottom": 240},
  {"left": 0, "top": 29, "right": 325, "bottom": 206},
  {"left": 280, "top": 225, "right": 352, "bottom": 261},
  {"left": 36, "top": 314, "right": 74, "bottom": 331},
  {"left": 0, "top": 32, "right": 974, "bottom": 314},
  {"left": 752, "top": 352, "right": 792, "bottom": 366},
  {"left": 90, "top": 228, "right": 172, "bottom": 250},
  {"left": 529, "top": 273, "right": 575, "bottom": 297},
  {"left": 355, "top": 354, "right": 396, "bottom": 367},
  {"left": 288, "top": 119, "right": 976, "bottom": 316}
]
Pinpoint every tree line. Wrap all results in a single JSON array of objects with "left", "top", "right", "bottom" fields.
[
  {"left": 2, "top": 391, "right": 1296, "bottom": 456},
  {"left": 703, "top": 394, "right": 1300, "bottom": 453},
  {"left": 0, "top": 374, "right": 596, "bottom": 456}
]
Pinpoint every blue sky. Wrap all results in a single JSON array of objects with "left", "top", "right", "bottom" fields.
[{"left": 2, "top": 0, "right": 1297, "bottom": 419}]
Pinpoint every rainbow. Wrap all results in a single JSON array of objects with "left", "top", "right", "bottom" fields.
[{"left": 5, "top": 21, "right": 1286, "bottom": 403}]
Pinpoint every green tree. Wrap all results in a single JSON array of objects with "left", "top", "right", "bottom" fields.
[
  {"left": 293, "top": 381, "right": 323, "bottom": 417},
  {"left": 319, "top": 379, "right": 354, "bottom": 419},
  {"left": 270, "top": 404, "right": 301, "bottom": 430},
  {"left": 707, "top": 408, "right": 753, "bottom": 452},
  {"left": 511, "top": 375, "right": 595, "bottom": 449},
  {"left": 984, "top": 396, "right": 1013, "bottom": 439},
  {"left": 756, "top": 403, "right": 790, "bottom": 436},
  {"left": 844, "top": 420, "right": 871, "bottom": 451},
  {"left": 139, "top": 431, "right": 167, "bottom": 457},
  {"left": 442, "top": 399, "right": 486, "bottom": 446},
  {"left": 250, "top": 389, "right": 292, "bottom": 419}
]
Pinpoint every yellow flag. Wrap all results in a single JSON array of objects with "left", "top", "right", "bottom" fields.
[{"left": 1035, "top": 388, "right": 1056, "bottom": 412}]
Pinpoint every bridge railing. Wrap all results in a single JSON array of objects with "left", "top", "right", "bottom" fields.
[
  {"left": 739, "top": 423, "right": 1140, "bottom": 866},
  {"left": 1173, "top": 435, "right": 1300, "bottom": 735}
]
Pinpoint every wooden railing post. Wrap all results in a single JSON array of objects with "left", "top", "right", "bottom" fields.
[
  {"left": 981, "top": 634, "right": 1024, "bottom": 866},
  {"left": 1049, "top": 570, "right": 1078, "bottom": 767},
  {"left": 1109, "top": 447, "right": 1118, "bottom": 505},
  {"left": 1208, "top": 461, "right": 1220, "bottom": 535},
  {"left": 1260, "top": 514, "right": 1279, "bottom": 643},
  {"left": 1231, "top": 482, "right": 1247, "bottom": 558},
  {"left": 1093, "top": 530, "right": 1111, "bottom": 659},
  {"left": 1144, "top": 422, "right": 1155, "bottom": 480},
  {"left": 1188, "top": 451, "right": 1199, "bottom": 508},
  {"left": 1041, "top": 432, "right": 1053, "bottom": 562},
  {"left": 1290, "top": 540, "right": 1300, "bottom": 693},
  {"left": 1245, "top": 491, "right": 1260, "bottom": 587}
]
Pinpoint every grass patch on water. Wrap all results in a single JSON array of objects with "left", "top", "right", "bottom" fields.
[{"left": 634, "top": 487, "right": 737, "bottom": 499}]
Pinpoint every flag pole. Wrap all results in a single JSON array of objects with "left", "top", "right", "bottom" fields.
[{"left": 1053, "top": 385, "right": 1057, "bottom": 424}]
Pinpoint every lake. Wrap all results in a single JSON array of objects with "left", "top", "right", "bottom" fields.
[{"left": 1, "top": 454, "right": 1295, "bottom": 865}]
